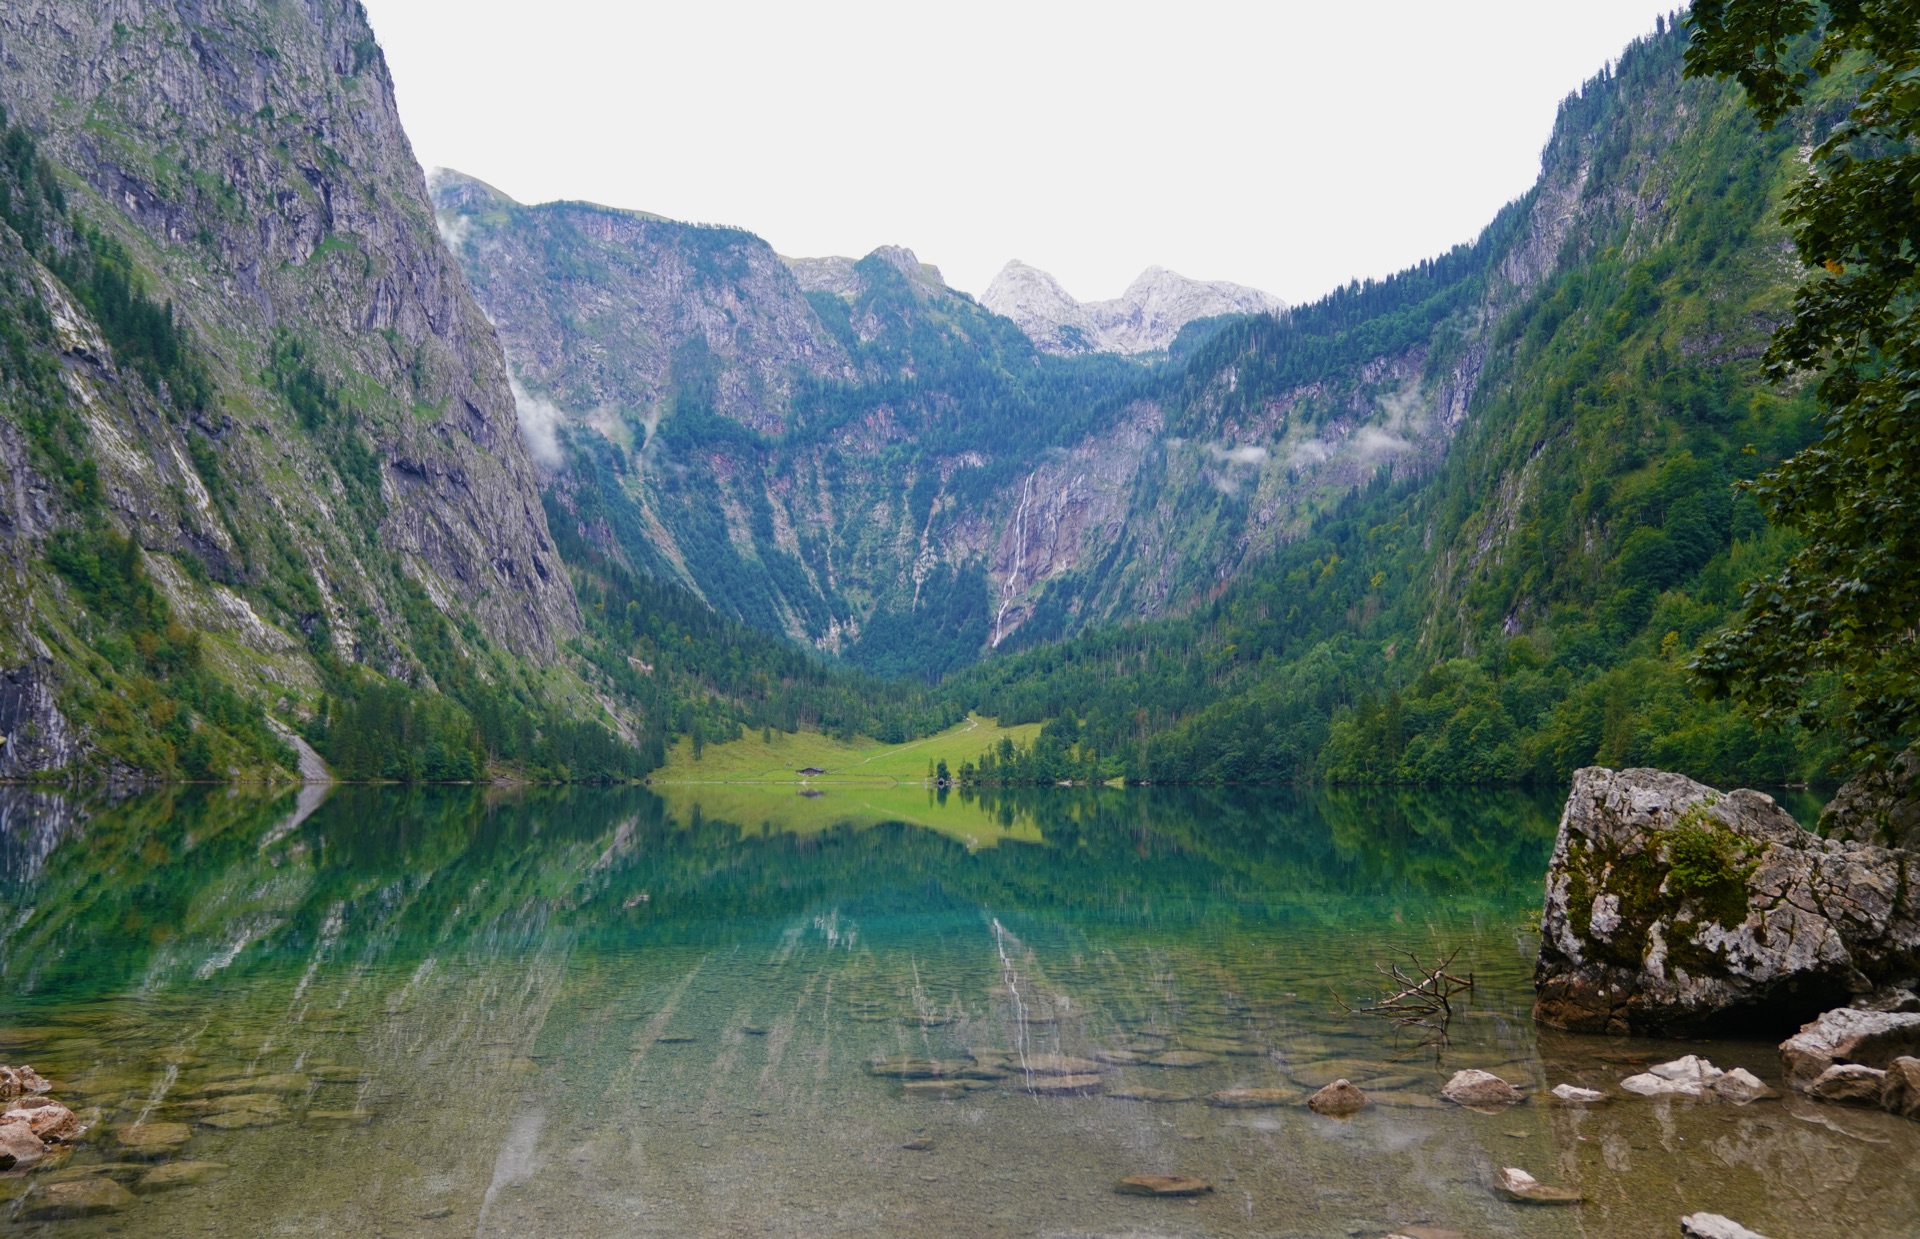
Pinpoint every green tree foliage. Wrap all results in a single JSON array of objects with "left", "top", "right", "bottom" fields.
[
  {"left": 46, "top": 530, "right": 294, "bottom": 778},
  {"left": 1686, "top": 1, "right": 1920, "bottom": 766}
]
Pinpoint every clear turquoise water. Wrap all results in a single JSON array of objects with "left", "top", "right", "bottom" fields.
[{"left": 0, "top": 782, "right": 1908, "bottom": 1238}]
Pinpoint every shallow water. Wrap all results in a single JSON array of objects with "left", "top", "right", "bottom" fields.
[{"left": 0, "top": 781, "right": 1909, "bottom": 1238}]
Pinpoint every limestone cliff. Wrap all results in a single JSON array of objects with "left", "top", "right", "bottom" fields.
[
  {"left": 981, "top": 260, "right": 1286, "bottom": 356},
  {"left": 0, "top": 0, "right": 579, "bottom": 777}
]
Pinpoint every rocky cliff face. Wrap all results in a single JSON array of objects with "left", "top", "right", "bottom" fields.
[
  {"left": 981, "top": 260, "right": 1286, "bottom": 356},
  {"left": 0, "top": 0, "right": 579, "bottom": 775}
]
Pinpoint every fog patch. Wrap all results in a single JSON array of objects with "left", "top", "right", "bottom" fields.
[
  {"left": 435, "top": 211, "right": 471, "bottom": 256},
  {"left": 1209, "top": 443, "right": 1268, "bottom": 466},
  {"left": 1289, "top": 438, "right": 1333, "bottom": 468},
  {"left": 1354, "top": 427, "right": 1413, "bottom": 460},
  {"left": 509, "top": 376, "right": 566, "bottom": 468}
]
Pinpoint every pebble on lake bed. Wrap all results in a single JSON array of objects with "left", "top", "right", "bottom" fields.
[
  {"left": 1022, "top": 1073, "right": 1104, "bottom": 1095},
  {"left": 1116, "top": 1174, "right": 1212, "bottom": 1197},
  {"left": 1384, "top": 1228, "right": 1468, "bottom": 1239},
  {"left": 1150, "top": 1050, "right": 1221, "bottom": 1068}
]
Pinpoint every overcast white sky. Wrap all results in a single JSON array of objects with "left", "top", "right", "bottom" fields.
[{"left": 364, "top": 1, "right": 1683, "bottom": 305}]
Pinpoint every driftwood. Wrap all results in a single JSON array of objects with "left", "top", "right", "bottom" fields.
[{"left": 1334, "top": 948, "right": 1474, "bottom": 1046}]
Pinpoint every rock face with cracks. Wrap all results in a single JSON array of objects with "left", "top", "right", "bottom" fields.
[{"left": 1534, "top": 767, "right": 1920, "bottom": 1034}]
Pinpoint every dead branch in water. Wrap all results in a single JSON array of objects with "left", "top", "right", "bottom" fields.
[{"left": 1334, "top": 947, "right": 1474, "bottom": 1046}]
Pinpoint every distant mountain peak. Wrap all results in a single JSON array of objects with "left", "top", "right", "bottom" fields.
[
  {"left": 783, "top": 246, "right": 948, "bottom": 298},
  {"left": 982, "top": 260, "right": 1285, "bottom": 355}
]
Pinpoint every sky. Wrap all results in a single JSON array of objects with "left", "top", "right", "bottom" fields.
[{"left": 364, "top": 1, "right": 1684, "bottom": 306}]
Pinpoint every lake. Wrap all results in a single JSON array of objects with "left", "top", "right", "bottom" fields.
[{"left": 0, "top": 781, "right": 1910, "bottom": 1237}]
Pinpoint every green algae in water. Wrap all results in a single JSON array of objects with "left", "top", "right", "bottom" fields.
[{"left": 0, "top": 783, "right": 1911, "bottom": 1237}]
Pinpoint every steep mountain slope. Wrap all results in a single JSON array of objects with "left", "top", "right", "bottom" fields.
[
  {"left": 0, "top": 0, "right": 940, "bottom": 782},
  {"left": 981, "top": 260, "right": 1286, "bottom": 355},
  {"left": 956, "top": 22, "right": 1840, "bottom": 788}
]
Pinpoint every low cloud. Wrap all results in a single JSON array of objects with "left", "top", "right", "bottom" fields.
[
  {"left": 510, "top": 376, "right": 566, "bottom": 468},
  {"left": 436, "top": 211, "right": 472, "bottom": 256},
  {"left": 1209, "top": 443, "right": 1268, "bottom": 466},
  {"left": 1354, "top": 426, "right": 1413, "bottom": 460}
]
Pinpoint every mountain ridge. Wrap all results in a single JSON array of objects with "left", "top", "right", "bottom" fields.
[{"left": 981, "top": 259, "right": 1287, "bottom": 356}]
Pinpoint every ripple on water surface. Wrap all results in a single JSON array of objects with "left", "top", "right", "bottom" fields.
[{"left": 0, "top": 782, "right": 1907, "bottom": 1237}]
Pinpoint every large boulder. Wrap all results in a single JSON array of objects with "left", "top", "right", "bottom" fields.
[
  {"left": 1821, "top": 748, "right": 1920, "bottom": 851},
  {"left": 1534, "top": 768, "right": 1920, "bottom": 1034}
]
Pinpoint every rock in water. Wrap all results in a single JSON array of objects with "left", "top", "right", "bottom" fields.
[
  {"left": 1779, "top": 1008, "right": 1920, "bottom": 1089},
  {"left": 1622, "top": 1055, "right": 1725, "bottom": 1098},
  {"left": 1022, "top": 1073, "right": 1104, "bottom": 1095},
  {"left": 1550, "top": 1083, "right": 1607, "bottom": 1103},
  {"left": 1306, "top": 1079, "right": 1368, "bottom": 1115},
  {"left": 1806, "top": 1063, "right": 1888, "bottom": 1106},
  {"left": 1534, "top": 767, "right": 1920, "bottom": 1034},
  {"left": 1116, "top": 1174, "right": 1212, "bottom": 1196},
  {"left": 0, "top": 1120, "right": 45, "bottom": 1170},
  {"left": 1205, "top": 1088, "right": 1300, "bottom": 1109},
  {"left": 135, "top": 1161, "right": 228, "bottom": 1193},
  {"left": 1713, "top": 1068, "right": 1772, "bottom": 1103},
  {"left": 21, "top": 1176, "right": 135, "bottom": 1218},
  {"left": 3, "top": 1099, "right": 80, "bottom": 1142},
  {"left": 1441, "top": 1069, "right": 1524, "bottom": 1107},
  {"left": 1106, "top": 1088, "right": 1194, "bottom": 1103},
  {"left": 113, "top": 1121, "right": 192, "bottom": 1157},
  {"left": 1681, "top": 1213, "right": 1771, "bottom": 1239},
  {"left": 1883, "top": 1056, "right": 1920, "bottom": 1119},
  {"left": 1148, "top": 1050, "right": 1220, "bottom": 1068},
  {"left": 1014, "top": 1054, "right": 1103, "bottom": 1076},
  {"left": 1492, "top": 1166, "right": 1583, "bottom": 1205},
  {"left": 1385, "top": 1230, "right": 1468, "bottom": 1239}
]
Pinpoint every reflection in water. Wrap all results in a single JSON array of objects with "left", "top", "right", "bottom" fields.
[{"left": 0, "top": 783, "right": 1907, "bottom": 1237}]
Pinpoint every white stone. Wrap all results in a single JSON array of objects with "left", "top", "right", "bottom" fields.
[
  {"left": 1711, "top": 1067, "right": 1771, "bottom": 1102},
  {"left": 1681, "top": 1212, "right": 1770, "bottom": 1239},
  {"left": 1550, "top": 1083, "right": 1606, "bottom": 1102},
  {"left": 1649, "top": 1054, "right": 1725, "bottom": 1083},
  {"left": 1621, "top": 1072, "right": 1706, "bottom": 1098}
]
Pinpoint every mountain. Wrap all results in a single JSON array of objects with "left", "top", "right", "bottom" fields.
[
  {"left": 433, "top": 178, "right": 1459, "bottom": 678},
  {"left": 0, "top": 0, "right": 946, "bottom": 783},
  {"left": 954, "top": 20, "right": 1843, "bottom": 789},
  {"left": 981, "top": 261, "right": 1287, "bottom": 355}
]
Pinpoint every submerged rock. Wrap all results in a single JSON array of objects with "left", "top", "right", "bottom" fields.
[
  {"left": 1385, "top": 1229, "right": 1468, "bottom": 1239},
  {"left": 1534, "top": 768, "right": 1920, "bottom": 1034},
  {"left": 1492, "top": 1166, "right": 1583, "bottom": 1205},
  {"left": 1681, "top": 1213, "right": 1771, "bottom": 1239},
  {"left": 1206, "top": 1087, "right": 1300, "bottom": 1109},
  {"left": 1106, "top": 1087, "right": 1194, "bottom": 1103},
  {"left": 0, "top": 1066, "right": 50, "bottom": 1101},
  {"left": 0, "top": 1120, "right": 45, "bottom": 1170},
  {"left": 1306, "top": 1079, "right": 1368, "bottom": 1116},
  {"left": 196, "top": 1072, "right": 309, "bottom": 1096},
  {"left": 1115, "top": 1173, "right": 1212, "bottom": 1196},
  {"left": 112, "top": 1121, "right": 192, "bottom": 1157},
  {"left": 1550, "top": 1083, "right": 1607, "bottom": 1103},
  {"left": 21, "top": 1176, "right": 135, "bottom": 1218},
  {"left": 1441, "top": 1069, "right": 1523, "bottom": 1108},
  {"left": 1779, "top": 1007, "right": 1920, "bottom": 1089},
  {"left": 1022, "top": 1073, "right": 1104, "bottom": 1095},
  {"left": 1013, "top": 1054, "right": 1103, "bottom": 1076},
  {"left": 1148, "top": 1050, "right": 1219, "bottom": 1068},
  {"left": 867, "top": 1058, "right": 970, "bottom": 1080},
  {"left": 1714, "top": 1067, "right": 1772, "bottom": 1103}
]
